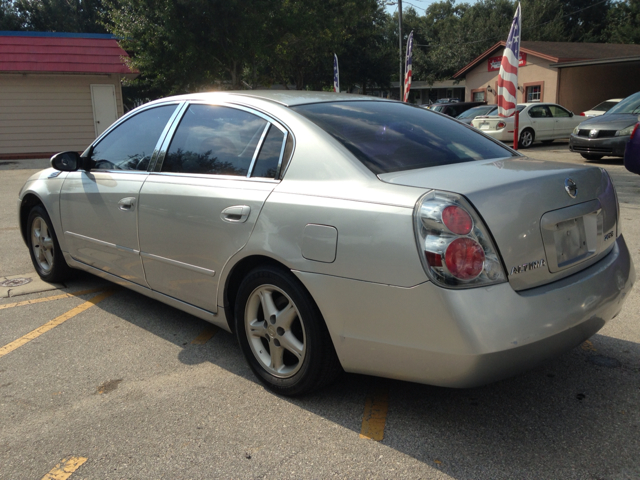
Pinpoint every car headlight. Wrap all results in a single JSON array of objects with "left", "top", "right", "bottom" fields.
[
  {"left": 615, "top": 124, "right": 635, "bottom": 137},
  {"left": 572, "top": 126, "right": 580, "bottom": 135}
]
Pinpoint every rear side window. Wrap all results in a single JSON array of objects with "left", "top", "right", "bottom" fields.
[
  {"left": 252, "top": 125, "right": 285, "bottom": 178},
  {"left": 162, "top": 104, "right": 267, "bottom": 176},
  {"left": 292, "top": 101, "right": 514, "bottom": 174}
]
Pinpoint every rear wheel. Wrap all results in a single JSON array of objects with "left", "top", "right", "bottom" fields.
[
  {"left": 234, "top": 266, "right": 342, "bottom": 396},
  {"left": 26, "top": 205, "right": 72, "bottom": 283},
  {"left": 580, "top": 153, "right": 603, "bottom": 161},
  {"left": 518, "top": 128, "right": 535, "bottom": 149}
]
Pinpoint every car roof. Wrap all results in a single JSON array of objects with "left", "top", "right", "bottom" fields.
[{"left": 150, "top": 90, "right": 391, "bottom": 108}]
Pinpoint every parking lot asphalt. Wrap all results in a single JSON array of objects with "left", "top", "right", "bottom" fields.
[{"left": 1, "top": 142, "right": 639, "bottom": 479}]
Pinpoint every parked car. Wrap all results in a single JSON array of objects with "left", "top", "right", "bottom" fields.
[
  {"left": 624, "top": 123, "right": 640, "bottom": 174},
  {"left": 471, "top": 103, "right": 583, "bottom": 148},
  {"left": 580, "top": 98, "right": 622, "bottom": 117},
  {"left": 570, "top": 91, "right": 640, "bottom": 161},
  {"left": 426, "top": 101, "right": 486, "bottom": 117},
  {"left": 434, "top": 98, "right": 460, "bottom": 104},
  {"left": 19, "top": 92, "right": 635, "bottom": 396},
  {"left": 456, "top": 105, "right": 497, "bottom": 125}
]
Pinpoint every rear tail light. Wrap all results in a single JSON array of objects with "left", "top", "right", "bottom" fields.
[
  {"left": 414, "top": 191, "right": 506, "bottom": 288},
  {"left": 580, "top": 112, "right": 586, "bottom": 116},
  {"left": 496, "top": 122, "right": 506, "bottom": 129}
]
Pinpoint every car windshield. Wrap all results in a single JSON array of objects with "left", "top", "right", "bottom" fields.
[
  {"left": 591, "top": 100, "right": 618, "bottom": 112},
  {"left": 608, "top": 92, "right": 640, "bottom": 115},
  {"left": 292, "top": 101, "right": 515, "bottom": 174},
  {"left": 457, "top": 106, "right": 496, "bottom": 118}
]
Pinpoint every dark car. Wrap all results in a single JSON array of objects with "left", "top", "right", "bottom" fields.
[
  {"left": 570, "top": 91, "right": 640, "bottom": 161},
  {"left": 624, "top": 123, "right": 640, "bottom": 174},
  {"left": 456, "top": 105, "right": 497, "bottom": 125},
  {"left": 426, "top": 101, "right": 487, "bottom": 118}
]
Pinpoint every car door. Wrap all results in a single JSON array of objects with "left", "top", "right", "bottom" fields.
[
  {"left": 548, "top": 104, "right": 579, "bottom": 138},
  {"left": 137, "top": 103, "right": 290, "bottom": 312},
  {"left": 59, "top": 104, "right": 180, "bottom": 285},
  {"left": 526, "top": 105, "right": 554, "bottom": 140}
]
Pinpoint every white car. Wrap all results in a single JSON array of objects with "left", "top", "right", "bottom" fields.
[
  {"left": 580, "top": 98, "right": 622, "bottom": 117},
  {"left": 471, "top": 103, "right": 584, "bottom": 148}
]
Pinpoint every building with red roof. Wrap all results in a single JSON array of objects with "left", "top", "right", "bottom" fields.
[{"left": 0, "top": 31, "right": 137, "bottom": 159}]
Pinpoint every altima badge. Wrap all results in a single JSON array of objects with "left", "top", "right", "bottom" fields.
[
  {"left": 564, "top": 178, "right": 577, "bottom": 198},
  {"left": 510, "top": 259, "right": 546, "bottom": 276}
]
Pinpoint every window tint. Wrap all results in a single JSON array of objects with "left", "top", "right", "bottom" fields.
[
  {"left": 162, "top": 104, "right": 267, "bottom": 176},
  {"left": 91, "top": 105, "right": 176, "bottom": 171},
  {"left": 292, "top": 101, "right": 514, "bottom": 174},
  {"left": 252, "top": 125, "right": 284, "bottom": 178},
  {"left": 548, "top": 105, "right": 570, "bottom": 117},
  {"left": 528, "top": 105, "right": 551, "bottom": 118}
]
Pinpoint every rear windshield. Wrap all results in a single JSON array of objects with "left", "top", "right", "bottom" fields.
[
  {"left": 592, "top": 100, "right": 618, "bottom": 112},
  {"left": 292, "top": 101, "right": 514, "bottom": 174},
  {"left": 457, "top": 106, "right": 495, "bottom": 118}
]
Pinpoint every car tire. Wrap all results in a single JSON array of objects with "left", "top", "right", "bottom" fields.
[
  {"left": 26, "top": 205, "right": 72, "bottom": 283},
  {"left": 518, "top": 128, "right": 535, "bottom": 149},
  {"left": 234, "top": 265, "right": 342, "bottom": 396},
  {"left": 580, "top": 153, "right": 604, "bottom": 161}
]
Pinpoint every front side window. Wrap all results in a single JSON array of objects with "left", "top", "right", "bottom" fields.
[
  {"left": 162, "top": 104, "right": 267, "bottom": 176},
  {"left": 91, "top": 105, "right": 177, "bottom": 171},
  {"left": 292, "top": 101, "right": 515, "bottom": 174}
]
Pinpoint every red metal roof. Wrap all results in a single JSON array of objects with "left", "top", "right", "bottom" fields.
[{"left": 0, "top": 34, "right": 135, "bottom": 74}]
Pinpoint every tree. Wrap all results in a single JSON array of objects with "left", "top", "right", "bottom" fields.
[
  {"left": 1, "top": 0, "right": 23, "bottom": 30},
  {"left": 605, "top": 0, "right": 640, "bottom": 43},
  {"left": 14, "top": 0, "right": 109, "bottom": 33}
]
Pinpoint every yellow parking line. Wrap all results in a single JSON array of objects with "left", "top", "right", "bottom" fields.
[
  {"left": 0, "top": 290, "right": 115, "bottom": 359},
  {"left": 0, "top": 287, "right": 106, "bottom": 310},
  {"left": 191, "top": 326, "right": 219, "bottom": 344},
  {"left": 360, "top": 387, "right": 389, "bottom": 441},
  {"left": 41, "top": 456, "right": 88, "bottom": 480}
]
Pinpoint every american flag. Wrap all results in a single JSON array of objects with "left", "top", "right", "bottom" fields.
[
  {"left": 497, "top": 3, "right": 521, "bottom": 117},
  {"left": 333, "top": 54, "right": 339, "bottom": 93},
  {"left": 403, "top": 31, "right": 414, "bottom": 103}
]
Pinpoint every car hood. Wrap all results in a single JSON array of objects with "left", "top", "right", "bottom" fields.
[
  {"left": 379, "top": 157, "right": 617, "bottom": 291},
  {"left": 577, "top": 113, "right": 639, "bottom": 130}
]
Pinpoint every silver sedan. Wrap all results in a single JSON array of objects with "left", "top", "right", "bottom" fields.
[{"left": 18, "top": 92, "right": 635, "bottom": 395}]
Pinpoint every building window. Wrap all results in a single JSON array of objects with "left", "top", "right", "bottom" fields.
[
  {"left": 526, "top": 85, "right": 541, "bottom": 102},
  {"left": 471, "top": 89, "right": 486, "bottom": 102}
]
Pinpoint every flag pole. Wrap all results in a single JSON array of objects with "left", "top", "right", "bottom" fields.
[{"left": 514, "top": 110, "right": 519, "bottom": 150}]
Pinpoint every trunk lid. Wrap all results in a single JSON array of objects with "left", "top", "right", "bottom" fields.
[{"left": 379, "top": 156, "right": 618, "bottom": 291}]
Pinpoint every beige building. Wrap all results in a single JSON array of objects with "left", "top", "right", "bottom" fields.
[
  {"left": 453, "top": 41, "right": 640, "bottom": 114},
  {"left": 0, "top": 32, "right": 136, "bottom": 160}
]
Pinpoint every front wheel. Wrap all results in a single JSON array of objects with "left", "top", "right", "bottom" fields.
[
  {"left": 26, "top": 205, "right": 72, "bottom": 283},
  {"left": 234, "top": 266, "right": 342, "bottom": 396},
  {"left": 518, "top": 128, "right": 535, "bottom": 149}
]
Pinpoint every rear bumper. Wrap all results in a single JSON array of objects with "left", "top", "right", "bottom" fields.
[
  {"left": 476, "top": 128, "right": 512, "bottom": 142},
  {"left": 295, "top": 235, "right": 635, "bottom": 388},
  {"left": 570, "top": 134, "right": 628, "bottom": 157}
]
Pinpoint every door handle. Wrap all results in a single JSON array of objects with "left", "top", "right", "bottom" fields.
[
  {"left": 118, "top": 197, "right": 136, "bottom": 211},
  {"left": 221, "top": 205, "right": 251, "bottom": 223}
]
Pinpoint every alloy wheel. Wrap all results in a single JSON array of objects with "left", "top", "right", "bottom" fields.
[{"left": 31, "top": 216, "right": 54, "bottom": 274}]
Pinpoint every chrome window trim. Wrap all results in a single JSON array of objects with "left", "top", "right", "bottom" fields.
[
  {"left": 140, "top": 252, "right": 216, "bottom": 277},
  {"left": 148, "top": 171, "right": 280, "bottom": 184},
  {"left": 152, "top": 102, "right": 190, "bottom": 172},
  {"left": 246, "top": 123, "right": 271, "bottom": 178},
  {"left": 148, "top": 102, "right": 189, "bottom": 172},
  {"left": 65, "top": 231, "right": 140, "bottom": 255}
]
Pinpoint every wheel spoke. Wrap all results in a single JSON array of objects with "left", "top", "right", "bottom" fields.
[
  {"left": 279, "top": 331, "right": 304, "bottom": 359},
  {"left": 270, "top": 344, "right": 285, "bottom": 372},
  {"left": 258, "top": 290, "right": 279, "bottom": 321},
  {"left": 42, "top": 236, "right": 54, "bottom": 249},
  {"left": 248, "top": 319, "right": 268, "bottom": 339},
  {"left": 44, "top": 248, "right": 54, "bottom": 267},
  {"left": 275, "top": 302, "right": 298, "bottom": 330}
]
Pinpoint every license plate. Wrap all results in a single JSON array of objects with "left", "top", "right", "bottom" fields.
[
  {"left": 479, "top": 122, "right": 490, "bottom": 129},
  {"left": 554, "top": 217, "right": 588, "bottom": 268}
]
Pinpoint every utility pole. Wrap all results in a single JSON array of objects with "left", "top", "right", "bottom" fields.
[{"left": 398, "top": 0, "right": 403, "bottom": 100}]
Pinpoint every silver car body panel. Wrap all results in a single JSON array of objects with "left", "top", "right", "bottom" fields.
[
  {"left": 380, "top": 157, "right": 618, "bottom": 290},
  {"left": 18, "top": 91, "right": 635, "bottom": 388}
]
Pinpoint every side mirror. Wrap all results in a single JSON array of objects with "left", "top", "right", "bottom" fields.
[{"left": 50, "top": 151, "right": 81, "bottom": 171}]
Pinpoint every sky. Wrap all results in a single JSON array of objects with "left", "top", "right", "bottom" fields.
[{"left": 384, "top": 0, "right": 443, "bottom": 15}]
